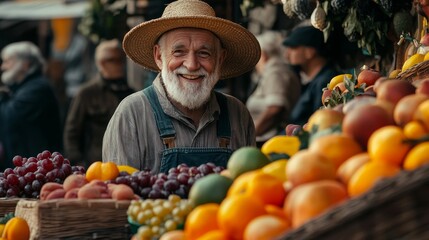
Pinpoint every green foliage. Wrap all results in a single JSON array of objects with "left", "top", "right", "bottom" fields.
[
  {"left": 78, "top": 0, "right": 128, "bottom": 44},
  {"left": 322, "top": 72, "right": 366, "bottom": 108},
  {"left": 0, "top": 212, "right": 14, "bottom": 224}
]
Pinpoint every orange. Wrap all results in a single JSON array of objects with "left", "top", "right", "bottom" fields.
[
  {"left": 367, "top": 125, "right": 411, "bottom": 167},
  {"left": 309, "top": 133, "right": 363, "bottom": 170},
  {"left": 348, "top": 161, "right": 400, "bottom": 197},
  {"left": 185, "top": 203, "right": 220, "bottom": 240},
  {"left": 336, "top": 152, "right": 370, "bottom": 186},
  {"left": 218, "top": 194, "right": 266, "bottom": 240},
  {"left": 286, "top": 149, "right": 336, "bottom": 188},
  {"left": 243, "top": 215, "right": 291, "bottom": 240},
  {"left": 228, "top": 170, "right": 286, "bottom": 206},
  {"left": 196, "top": 230, "right": 228, "bottom": 240},
  {"left": 403, "top": 120, "right": 428, "bottom": 139},
  {"left": 284, "top": 180, "right": 348, "bottom": 228},
  {"left": 414, "top": 99, "right": 429, "bottom": 130},
  {"left": 265, "top": 205, "right": 288, "bottom": 220},
  {"left": 86, "top": 161, "right": 120, "bottom": 181},
  {"left": 1, "top": 217, "right": 30, "bottom": 240},
  {"left": 403, "top": 142, "right": 429, "bottom": 170}
]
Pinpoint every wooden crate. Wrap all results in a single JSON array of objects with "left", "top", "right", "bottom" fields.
[
  {"left": 0, "top": 198, "right": 19, "bottom": 216},
  {"left": 279, "top": 164, "right": 429, "bottom": 239},
  {"left": 15, "top": 199, "right": 131, "bottom": 240}
]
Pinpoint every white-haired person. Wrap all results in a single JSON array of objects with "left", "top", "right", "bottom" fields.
[
  {"left": 64, "top": 39, "right": 134, "bottom": 168},
  {"left": 102, "top": 0, "right": 260, "bottom": 173},
  {"left": 0, "top": 41, "right": 62, "bottom": 170},
  {"left": 246, "top": 30, "right": 301, "bottom": 147}
]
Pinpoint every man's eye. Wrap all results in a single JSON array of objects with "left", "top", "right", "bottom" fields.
[
  {"left": 199, "top": 51, "right": 210, "bottom": 57},
  {"left": 173, "top": 50, "right": 185, "bottom": 56}
]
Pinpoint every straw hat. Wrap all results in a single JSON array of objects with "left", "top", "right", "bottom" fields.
[{"left": 123, "top": 0, "right": 261, "bottom": 79}]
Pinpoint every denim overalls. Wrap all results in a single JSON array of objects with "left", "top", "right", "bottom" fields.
[{"left": 143, "top": 86, "right": 233, "bottom": 173}]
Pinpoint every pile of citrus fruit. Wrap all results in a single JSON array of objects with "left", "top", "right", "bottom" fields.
[{"left": 147, "top": 65, "right": 429, "bottom": 240}]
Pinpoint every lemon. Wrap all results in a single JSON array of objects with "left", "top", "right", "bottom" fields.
[
  {"left": 261, "top": 159, "right": 287, "bottom": 182},
  {"left": 424, "top": 51, "right": 429, "bottom": 61},
  {"left": 388, "top": 69, "right": 401, "bottom": 78},
  {"left": 328, "top": 74, "right": 352, "bottom": 90},
  {"left": 402, "top": 53, "right": 425, "bottom": 72}
]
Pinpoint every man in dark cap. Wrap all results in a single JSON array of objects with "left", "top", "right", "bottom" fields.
[{"left": 283, "top": 25, "right": 340, "bottom": 126}]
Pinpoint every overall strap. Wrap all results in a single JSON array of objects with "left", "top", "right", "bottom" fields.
[
  {"left": 214, "top": 91, "right": 231, "bottom": 148},
  {"left": 143, "top": 86, "right": 176, "bottom": 148}
]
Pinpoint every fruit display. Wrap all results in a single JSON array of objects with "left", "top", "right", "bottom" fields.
[
  {"left": 0, "top": 213, "right": 30, "bottom": 240},
  {"left": 0, "top": 150, "right": 85, "bottom": 199},
  {"left": 109, "top": 163, "right": 224, "bottom": 199}
]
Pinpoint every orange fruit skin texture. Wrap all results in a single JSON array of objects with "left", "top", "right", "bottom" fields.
[
  {"left": 1, "top": 217, "right": 30, "bottom": 240},
  {"left": 227, "top": 170, "right": 286, "bottom": 206},
  {"left": 284, "top": 180, "right": 348, "bottom": 228},
  {"left": 286, "top": 150, "right": 336, "bottom": 188},
  {"left": 218, "top": 194, "right": 266, "bottom": 240},
  {"left": 337, "top": 152, "right": 371, "bottom": 186},
  {"left": 348, "top": 161, "right": 401, "bottom": 197},
  {"left": 309, "top": 134, "right": 364, "bottom": 170},
  {"left": 85, "top": 161, "right": 120, "bottom": 182},
  {"left": 185, "top": 203, "right": 220, "bottom": 240},
  {"left": 403, "top": 142, "right": 429, "bottom": 171},
  {"left": 243, "top": 215, "right": 291, "bottom": 240},
  {"left": 414, "top": 99, "right": 429, "bottom": 130},
  {"left": 403, "top": 120, "right": 428, "bottom": 139},
  {"left": 367, "top": 126, "right": 411, "bottom": 167},
  {"left": 196, "top": 230, "right": 228, "bottom": 240}
]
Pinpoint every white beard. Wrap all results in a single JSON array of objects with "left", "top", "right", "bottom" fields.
[
  {"left": 161, "top": 62, "right": 220, "bottom": 110},
  {"left": 1, "top": 60, "right": 25, "bottom": 86}
]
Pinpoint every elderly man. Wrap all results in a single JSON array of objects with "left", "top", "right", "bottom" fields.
[
  {"left": 64, "top": 39, "right": 134, "bottom": 168},
  {"left": 102, "top": 0, "right": 260, "bottom": 173},
  {"left": 0, "top": 42, "right": 62, "bottom": 169}
]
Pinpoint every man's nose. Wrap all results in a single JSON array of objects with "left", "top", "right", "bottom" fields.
[{"left": 183, "top": 53, "right": 200, "bottom": 71}]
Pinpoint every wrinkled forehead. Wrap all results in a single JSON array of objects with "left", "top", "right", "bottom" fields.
[{"left": 160, "top": 27, "right": 222, "bottom": 47}]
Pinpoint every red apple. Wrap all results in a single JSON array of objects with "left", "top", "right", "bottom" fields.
[{"left": 357, "top": 68, "right": 382, "bottom": 87}]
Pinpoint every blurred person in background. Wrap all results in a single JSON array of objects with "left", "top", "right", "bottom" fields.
[
  {"left": 0, "top": 41, "right": 62, "bottom": 170},
  {"left": 283, "top": 25, "right": 340, "bottom": 126},
  {"left": 246, "top": 31, "right": 300, "bottom": 147},
  {"left": 63, "top": 39, "right": 134, "bottom": 168}
]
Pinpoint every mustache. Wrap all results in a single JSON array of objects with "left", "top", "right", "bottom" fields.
[{"left": 173, "top": 66, "right": 208, "bottom": 77}]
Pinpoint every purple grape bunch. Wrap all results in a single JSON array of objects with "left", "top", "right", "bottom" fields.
[
  {"left": 110, "top": 162, "right": 224, "bottom": 200},
  {"left": 0, "top": 150, "right": 86, "bottom": 198}
]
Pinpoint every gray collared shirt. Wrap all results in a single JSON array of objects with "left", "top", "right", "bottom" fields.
[{"left": 102, "top": 75, "right": 256, "bottom": 173}]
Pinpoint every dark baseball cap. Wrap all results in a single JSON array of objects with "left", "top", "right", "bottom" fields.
[{"left": 283, "top": 26, "right": 325, "bottom": 52}]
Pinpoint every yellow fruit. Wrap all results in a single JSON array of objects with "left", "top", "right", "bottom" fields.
[
  {"left": 0, "top": 224, "right": 4, "bottom": 236},
  {"left": 1, "top": 217, "right": 30, "bottom": 240},
  {"left": 118, "top": 165, "right": 139, "bottom": 175},
  {"left": 261, "top": 160, "right": 288, "bottom": 182},
  {"left": 402, "top": 53, "right": 425, "bottom": 72},
  {"left": 328, "top": 74, "right": 352, "bottom": 90},
  {"left": 403, "top": 142, "right": 429, "bottom": 170},
  {"left": 261, "top": 136, "right": 300, "bottom": 160},
  {"left": 388, "top": 69, "right": 401, "bottom": 78}
]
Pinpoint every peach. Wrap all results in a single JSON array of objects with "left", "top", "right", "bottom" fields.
[
  {"left": 64, "top": 188, "right": 80, "bottom": 199},
  {"left": 40, "top": 182, "right": 63, "bottom": 200},
  {"left": 342, "top": 104, "right": 394, "bottom": 149},
  {"left": 376, "top": 79, "right": 416, "bottom": 106},
  {"left": 284, "top": 180, "right": 348, "bottom": 228},
  {"left": 306, "top": 108, "right": 344, "bottom": 133},
  {"left": 63, "top": 174, "right": 88, "bottom": 192},
  {"left": 415, "top": 78, "right": 429, "bottom": 95},
  {"left": 78, "top": 184, "right": 103, "bottom": 199},
  {"left": 337, "top": 153, "right": 370, "bottom": 185},
  {"left": 111, "top": 184, "right": 135, "bottom": 200},
  {"left": 394, "top": 94, "right": 429, "bottom": 127},
  {"left": 286, "top": 150, "right": 336, "bottom": 188},
  {"left": 45, "top": 188, "right": 66, "bottom": 200},
  {"left": 342, "top": 96, "right": 376, "bottom": 115},
  {"left": 357, "top": 68, "right": 382, "bottom": 87}
]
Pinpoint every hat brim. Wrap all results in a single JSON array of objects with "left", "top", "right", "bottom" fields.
[{"left": 123, "top": 16, "right": 261, "bottom": 79}]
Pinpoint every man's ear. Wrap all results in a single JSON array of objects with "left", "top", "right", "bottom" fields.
[
  {"left": 154, "top": 44, "right": 163, "bottom": 70},
  {"left": 218, "top": 48, "right": 227, "bottom": 66}
]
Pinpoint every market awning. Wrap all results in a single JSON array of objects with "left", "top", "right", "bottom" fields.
[{"left": 0, "top": 0, "right": 90, "bottom": 20}]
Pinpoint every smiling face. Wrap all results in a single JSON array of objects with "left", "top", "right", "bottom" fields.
[{"left": 154, "top": 28, "right": 226, "bottom": 110}]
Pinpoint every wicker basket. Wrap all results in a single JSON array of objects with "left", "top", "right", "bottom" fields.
[
  {"left": 14, "top": 199, "right": 131, "bottom": 240},
  {"left": 0, "top": 198, "right": 19, "bottom": 216},
  {"left": 279, "top": 164, "right": 429, "bottom": 240},
  {"left": 396, "top": 60, "right": 429, "bottom": 83}
]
